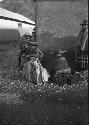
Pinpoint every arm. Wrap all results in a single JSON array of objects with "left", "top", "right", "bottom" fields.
[
  {"left": 80, "top": 31, "right": 88, "bottom": 51},
  {"left": 37, "top": 48, "right": 44, "bottom": 59}
]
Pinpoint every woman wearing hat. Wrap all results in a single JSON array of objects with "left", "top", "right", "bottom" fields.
[
  {"left": 50, "top": 49, "right": 71, "bottom": 84},
  {"left": 75, "top": 19, "right": 88, "bottom": 71},
  {"left": 18, "top": 33, "right": 43, "bottom": 67}
]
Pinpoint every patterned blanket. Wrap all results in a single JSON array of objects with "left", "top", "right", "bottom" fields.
[{"left": 22, "top": 58, "right": 50, "bottom": 85}]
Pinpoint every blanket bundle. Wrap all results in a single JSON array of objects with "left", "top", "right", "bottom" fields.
[{"left": 22, "top": 58, "right": 50, "bottom": 85}]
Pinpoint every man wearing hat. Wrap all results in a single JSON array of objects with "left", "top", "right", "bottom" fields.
[{"left": 75, "top": 19, "right": 88, "bottom": 71}]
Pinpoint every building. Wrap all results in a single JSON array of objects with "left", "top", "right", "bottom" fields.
[{"left": 0, "top": 7, "right": 35, "bottom": 44}]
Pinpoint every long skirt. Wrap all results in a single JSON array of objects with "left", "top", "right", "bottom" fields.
[{"left": 75, "top": 48, "right": 88, "bottom": 71}]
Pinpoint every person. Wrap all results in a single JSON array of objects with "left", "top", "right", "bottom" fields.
[
  {"left": 18, "top": 33, "right": 32, "bottom": 67},
  {"left": 51, "top": 49, "right": 69, "bottom": 74},
  {"left": 50, "top": 49, "right": 71, "bottom": 84},
  {"left": 75, "top": 20, "right": 88, "bottom": 71},
  {"left": 21, "top": 56, "right": 50, "bottom": 84},
  {"left": 18, "top": 32, "right": 50, "bottom": 84},
  {"left": 18, "top": 32, "right": 43, "bottom": 67}
]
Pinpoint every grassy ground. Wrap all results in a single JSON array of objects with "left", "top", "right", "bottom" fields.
[
  {"left": 0, "top": 44, "right": 88, "bottom": 125},
  {"left": 0, "top": 81, "right": 88, "bottom": 125},
  {"left": 0, "top": 1, "right": 88, "bottom": 124}
]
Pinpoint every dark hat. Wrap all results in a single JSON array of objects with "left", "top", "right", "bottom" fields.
[
  {"left": 28, "top": 41, "right": 38, "bottom": 46},
  {"left": 22, "top": 33, "right": 32, "bottom": 39},
  {"left": 33, "top": 27, "right": 36, "bottom": 32},
  {"left": 58, "top": 49, "right": 66, "bottom": 54},
  {"left": 80, "top": 20, "right": 88, "bottom": 26},
  {"left": 56, "top": 49, "right": 66, "bottom": 57}
]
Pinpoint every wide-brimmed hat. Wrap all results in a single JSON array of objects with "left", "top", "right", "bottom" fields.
[{"left": 80, "top": 20, "right": 88, "bottom": 26}]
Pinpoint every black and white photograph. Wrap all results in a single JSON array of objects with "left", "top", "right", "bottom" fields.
[{"left": 0, "top": 0, "right": 88, "bottom": 125}]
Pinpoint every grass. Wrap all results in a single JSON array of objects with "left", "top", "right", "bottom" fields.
[
  {"left": 0, "top": 79, "right": 88, "bottom": 125},
  {"left": 0, "top": 1, "right": 88, "bottom": 123},
  {"left": 0, "top": 44, "right": 88, "bottom": 125}
]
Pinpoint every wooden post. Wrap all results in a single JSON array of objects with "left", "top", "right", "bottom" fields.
[{"left": 34, "top": 0, "right": 37, "bottom": 42}]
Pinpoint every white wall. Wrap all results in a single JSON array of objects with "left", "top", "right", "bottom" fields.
[
  {"left": 18, "top": 23, "right": 35, "bottom": 37},
  {"left": 0, "top": 19, "right": 35, "bottom": 42}
]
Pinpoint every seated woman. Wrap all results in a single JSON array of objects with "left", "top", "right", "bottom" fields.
[
  {"left": 18, "top": 33, "right": 43, "bottom": 67},
  {"left": 20, "top": 41, "right": 50, "bottom": 85},
  {"left": 50, "top": 49, "right": 71, "bottom": 85}
]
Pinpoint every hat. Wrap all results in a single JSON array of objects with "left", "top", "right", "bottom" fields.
[
  {"left": 58, "top": 49, "right": 66, "bottom": 54},
  {"left": 28, "top": 41, "right": 38, "bottom": 46},
  {"left": 24, "top": 32, "right": 31, "bottom": 36},
  {"left": 56, "top": 49, "right": 66, "bottom": 57},
  {"left": 22, "top": 33, "right": 32, "bottom": 39},
  {"left": 33, "top": 27, "right": 36, "bottom": 32},
  {"left": 80, "top": 20, "right": 88, "bottom": 26}
]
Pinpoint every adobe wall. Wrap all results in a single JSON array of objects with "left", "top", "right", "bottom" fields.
[{"left": 37, "top": 0, "right": 88, "bottom": 52}]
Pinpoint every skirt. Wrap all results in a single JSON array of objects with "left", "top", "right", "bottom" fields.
[{"left": 75, "top": 50, "right": 88, "bottom": 71}]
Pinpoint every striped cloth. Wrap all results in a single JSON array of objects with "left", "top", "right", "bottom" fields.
[
  {"left": 22, "top": 57, "right": 50, "bottom": 84},
  {"left": 75, "top": 48, "right": 88, "bottom": 71}
]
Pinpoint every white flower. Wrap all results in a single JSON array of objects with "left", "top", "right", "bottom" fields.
[{"left": 10, "top": 82, "right": 15, "bottom": 85}]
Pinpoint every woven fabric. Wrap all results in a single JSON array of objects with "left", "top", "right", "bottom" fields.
[
  {"left": 22, "top": 58, "right": 49, "bottom": 84},
  {"left": 75, "top": 50, "right": 88, "bottom": 70}
]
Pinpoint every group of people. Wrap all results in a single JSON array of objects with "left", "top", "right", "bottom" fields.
[{"left": 17, "top": 19, "right": 88, "bottom": 85}]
